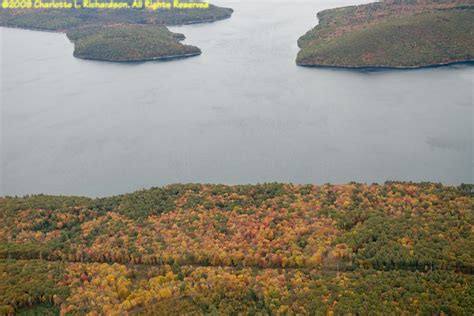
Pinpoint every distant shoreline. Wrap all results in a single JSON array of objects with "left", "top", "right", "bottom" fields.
[
  {"left": 0, "top": 13, "right": 233, "bottom": 33},
  {"left": 73, "top": 51, "right": 202, "bottom": 62},
  {"left": 297, "top": 60, "right": 474, "bottom": 71}
]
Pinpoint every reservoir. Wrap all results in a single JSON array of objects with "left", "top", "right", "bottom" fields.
[{"left": 1, "top": 0, "right": 472, "bottom": 196}]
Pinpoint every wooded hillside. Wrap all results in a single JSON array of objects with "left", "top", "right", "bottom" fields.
[{"left": 1, "top": 182, "right": 473, "bottom": 314}]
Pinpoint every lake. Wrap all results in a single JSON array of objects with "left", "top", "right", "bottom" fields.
[{"left": 0, "top": 0, "right": 472, "bottom": 197}]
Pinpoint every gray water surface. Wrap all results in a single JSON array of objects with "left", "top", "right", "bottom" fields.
[{"left": 1, "top": 0, "right": 473, "bottom": 196}]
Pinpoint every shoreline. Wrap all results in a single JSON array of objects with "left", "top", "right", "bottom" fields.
[
  {"left": 297, "top": 59, "right": 474, "bottom": 71},
  {"left": 0, "top": 24, "right": 69, "bottom": 33},
  {"left": 0, "top": 12, "right": 233, "bottom": 33},
  {"left": 72, "top": 51, "right": 202, "bottom": 62}
]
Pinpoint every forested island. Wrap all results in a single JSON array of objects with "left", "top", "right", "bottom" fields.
[
  {"left": 67, "top": 25, "right": 201, "bottom": 62},
  {"left": 0, "top": 1, "right": 233, "bottom": 61},
  {"left": 296, "top": 0, "right": 474, "bottom": 68},
  {"left": 1, "top": 182, "right": 473, "bottom": 314}
]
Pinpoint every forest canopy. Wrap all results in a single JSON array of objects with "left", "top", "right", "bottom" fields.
[{"left": 1, "top": 182, "right": 473, "bottom": 314}]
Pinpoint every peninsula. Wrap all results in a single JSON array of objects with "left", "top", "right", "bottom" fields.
[
  {"left": 296, "top": 0, "right": 474, "bottom": 69},
  {"left": 67, "top": 24, "right": 201, "bottom": 62},
  {"left": 0, "top": 1, "right": 233, "bottom": 62}
]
